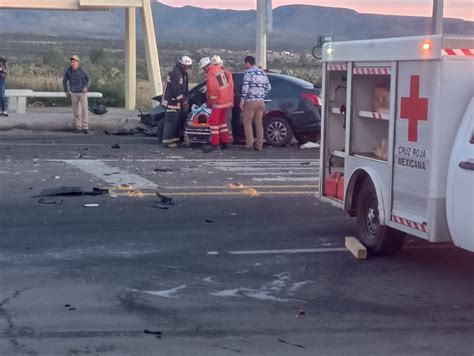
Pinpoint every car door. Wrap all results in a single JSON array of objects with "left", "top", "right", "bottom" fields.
[
  {"left": 232, "top": 73, "right": 245, "bottom": 138},
  {"left": 446, "top": 97, "right": 474, "bottom": 252}
]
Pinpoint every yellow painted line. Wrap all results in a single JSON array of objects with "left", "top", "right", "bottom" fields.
[
  {"left": 111, "top": 191, "right": 318, "bottom": 197},
  {"left": 136, "top": 185, "right": 319, "bottom": 190}
]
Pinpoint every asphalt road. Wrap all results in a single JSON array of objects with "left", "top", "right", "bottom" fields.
[{"left": 0, "top": 132, "right": 473, "bottom": 356}]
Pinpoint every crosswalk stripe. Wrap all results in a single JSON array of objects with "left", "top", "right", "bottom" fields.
[{"left": 59, "top": 159, "right": 158, "bottom": 190}]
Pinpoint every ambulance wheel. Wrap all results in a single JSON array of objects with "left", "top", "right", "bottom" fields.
[
  {"left": 264, "top": 116, "right": 294, "bottom": 147},
  {"left": 356, "top": 180, "right": 406, "bottom": 256}
]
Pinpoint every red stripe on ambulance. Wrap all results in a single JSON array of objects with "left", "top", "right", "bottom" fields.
[
  {"left": 353, "top": 67, "right": 391, "bottom": 75},
  {"left": 391, "top": 215, "right": 428, "bottom": 233},
  {"left": 327, "top": 64, "right": 347, "bottom": 71},
  {"left": 442, "top": 48, "right": 474, "bottom": 57}
]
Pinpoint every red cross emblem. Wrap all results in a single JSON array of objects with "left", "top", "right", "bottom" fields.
[{"left": 400, "top": 75, "right": 429, "bottom": 142}]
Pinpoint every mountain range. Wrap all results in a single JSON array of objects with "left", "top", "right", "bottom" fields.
[{"left": 0, "top": 2, "right": 472, "bottom": 49}]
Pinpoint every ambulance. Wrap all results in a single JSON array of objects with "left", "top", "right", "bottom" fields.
[{"left": 319, "top": 35, "right": 474, "bottom": 255}]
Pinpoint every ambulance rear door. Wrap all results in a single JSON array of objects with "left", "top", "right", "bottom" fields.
[
  {"left": 446, "top": 98, "right": 474, "bottom": 252},
  {"left": 390, "top": 61, "right": 435, "bottom": 238}
]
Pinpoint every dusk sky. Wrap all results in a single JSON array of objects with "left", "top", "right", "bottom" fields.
[{"left": 158, "top": 1, "right": 474, "bottom": 21}]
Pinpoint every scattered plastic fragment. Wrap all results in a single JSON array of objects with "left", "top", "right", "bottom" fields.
[
  {"left": 83, "top": 204, "right": 99, "bottom": 208},
  {"left": 156, "top": 192, "right": 174, "bottom": 205},
  {"left": 228, "top": 182, "right": 245, "bottom": 189},
  {"left": 278, "top": 339, "right": 305, "bottom": 349},
  {"left": 299, "top": 308, "right": 305, "bottom": 316},
  {"left": 38, "top": 198, "right": 63, "bottom": 205},
  {"left": 143, "top": 329, "right": 162, "bottom": 339},
  {"left": 206, "top": 219, "right": 215, "bottom": 223},
  {"left": 127, "top": 190, "right": 144, "bottom": 198},
  {"left": 36, "top": 186, "right": 109, "bottom": 197},
  {"left": 154, "top": 167, "right": 179, "bottom": 172},
  {"left": 111, "top": 144, "right": 121, "bottom": 149},
  {"left": 300, "top": 142, "right": 320, "bottom": 149},
  {"left": 242, "top": 188, "right": 260, "bottom": 197},
  {"left": 118, "top": 184, "right": 133, "bottom": 190}
]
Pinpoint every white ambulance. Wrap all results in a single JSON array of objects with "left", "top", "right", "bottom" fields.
[{"left": 319, "top": 35, "right": 474, "bottom": 255}]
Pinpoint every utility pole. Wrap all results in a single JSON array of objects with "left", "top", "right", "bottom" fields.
[
  {"left": 431, "top": 0, "right": 444, "bottom": 34},
  {"left": 256, "top": 0, "right": 272, "bottom": 68}
]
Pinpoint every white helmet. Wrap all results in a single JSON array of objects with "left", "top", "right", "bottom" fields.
[
  {"left": 211, "top": 55, "right": 223, "bottom": 66},
  {"left": 179, "top": 55, "right": 193, "bottom": 67},
  {"left": 199, "top": 57, "right": 212, "bottom": 70}
]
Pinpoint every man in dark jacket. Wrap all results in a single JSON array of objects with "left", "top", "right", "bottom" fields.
[
  {"left": 161, "top": 56, "right": 192, "bottom": 148},
  {"left": 63, "top": 55, "right": 91, "bottom": 134}
]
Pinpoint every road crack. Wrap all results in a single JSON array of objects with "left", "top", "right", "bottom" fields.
[{"left": 0, "top": 280, "right": 47, "bottom": 355}]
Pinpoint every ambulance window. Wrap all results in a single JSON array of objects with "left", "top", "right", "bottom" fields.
[{"left": 350, "top": 65, "right": 391, "bottom": 161}]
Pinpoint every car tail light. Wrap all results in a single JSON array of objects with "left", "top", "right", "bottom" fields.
[{"left": 301, "top": 93, "right": 321, "bottom": 106}]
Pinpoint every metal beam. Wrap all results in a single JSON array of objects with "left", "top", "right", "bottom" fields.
[
  {"left": 141, "top": 0, "right": 163, "bottom": 106},
  {"left": 125, "top": 7, "right": 137, "bottom": 110},
  {"left": 0, "top": 0, "right": 80, "bottom": 10},
  {"left": 80, "top": 0, "right": 143, "bottom": 8},
  {"left": 431, "top": 0, "right": 444, "bottom": 34},
  {"left": 0, "top": 0, "right": 143, "bottom": 9}
]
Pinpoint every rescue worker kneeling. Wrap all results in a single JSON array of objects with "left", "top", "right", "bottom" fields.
[
  {"left": 161, "top": 56, "right": 192, "bottom": 148},
  {"left": 199, "top": 57, "right": 233, "bottom": 151}
]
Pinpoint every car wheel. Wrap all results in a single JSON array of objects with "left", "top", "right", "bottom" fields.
[
  {"left": 356, "top": 179, "right": 406, "bottom": 256},
  {"left": 294, "top": 131, "right": 321, "bottom": 145},
  {"left": 264, "top": 116, "right": 294, "bottom": 147}
]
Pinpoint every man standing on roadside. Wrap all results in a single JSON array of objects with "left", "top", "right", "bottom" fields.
[
  {"left": 199, "top": 56, "right": 233, "bottom": 151},
  {"left": 240, "top": 56, "right": 271, "bottom": 151},
  {"left": 0, "top": 57, "right": 8, "bottom": 117},
  {"left": 161, "top": 56, "right": 192, "bottom": 148},
  {"left": 63, "top": 55, "right": 91, "bottom": 134}
]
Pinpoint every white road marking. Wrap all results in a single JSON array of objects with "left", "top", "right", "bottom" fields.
[
  {"left": 58, "top": 159, "right": 158, "bottom": 189},
  {"left": 137, "top": 285, "right": 187, "bottom": 298},
  {"left": 226, "top": 248, "right": 347, "bottom": 255}
]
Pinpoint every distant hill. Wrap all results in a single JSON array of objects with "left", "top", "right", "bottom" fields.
[{"left": 0, "top": 3, "right": 472, "bottom": 49}]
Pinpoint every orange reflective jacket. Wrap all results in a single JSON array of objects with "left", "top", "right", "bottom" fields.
[{"left": 207, "top": 65, "right": 234, "bottom": 109}]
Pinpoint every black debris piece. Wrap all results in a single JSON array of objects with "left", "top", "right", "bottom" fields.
[
  {"left": 205, "top": 219, "right": 215, "bottom": 224},
  {"left": 64, "top": 304, "right": 71, "bottom": 308},
  {"left": 38, "top": 198, "right": 63, "bottom": 205},
  {"left": 154, "top": 167, "right": 179, "bottom": 173},
  {"left": 144, "top": 329, "right": 162, "bottom": 339},
  {"left": 277, "top": 339, "right": 305, "bottom": 349},
  {"left": 26, "top": 247, "right": 30, "bottom": 250},
  {"left": 68, "top": 307, "right": 77, "bottom": 311},
  {"left": 111, "top": 144, "right": 121, "bottom": 149},
  {"left": 156, "top": 192, "right": 174, "bottom": 205},
  {"left": 103, "top": 172, "right": 120, "bottom": 176},
  {"left": 300, "top": 162, "right": 311, "bottom": 166},
  {"left": 36, "top": 186, "right": 109, "bottom": 198}
]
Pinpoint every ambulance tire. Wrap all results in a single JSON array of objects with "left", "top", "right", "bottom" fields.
[{"left": 356, "top": 181, "right": 406, "bottom": 256}]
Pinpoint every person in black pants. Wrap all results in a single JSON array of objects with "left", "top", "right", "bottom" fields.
[{"left": 161, "top": 56, "right": 193, "bottom": 148}]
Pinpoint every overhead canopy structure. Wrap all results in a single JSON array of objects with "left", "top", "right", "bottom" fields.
[{"left": 0, "top": 0, "right": 163, "bottom": 109}]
